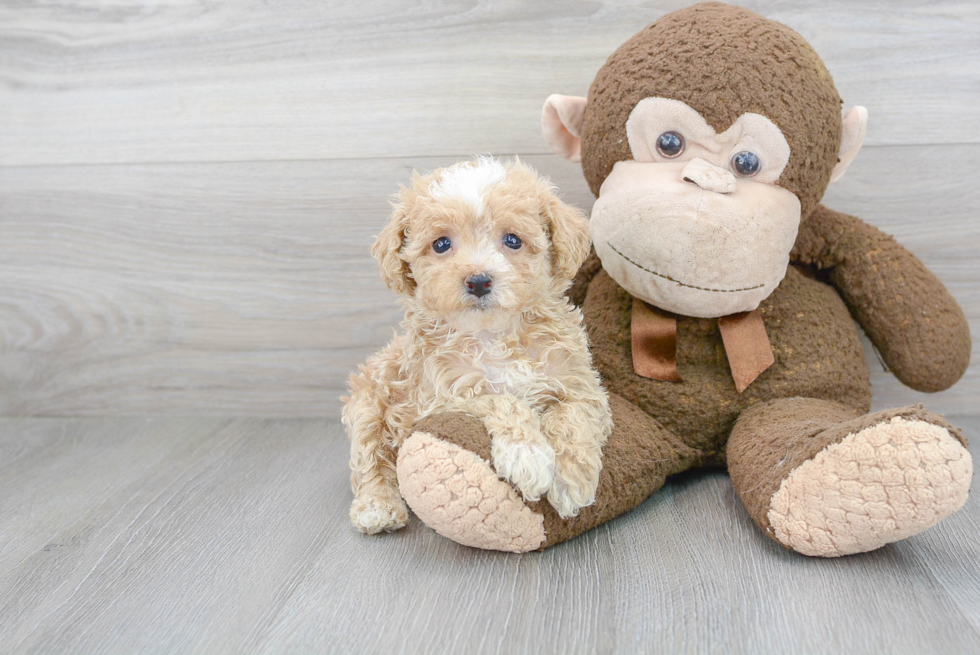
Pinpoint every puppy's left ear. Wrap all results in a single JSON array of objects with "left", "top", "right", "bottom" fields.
[{"left": 541, "top": 186, "right": 591, "bottom": 280}]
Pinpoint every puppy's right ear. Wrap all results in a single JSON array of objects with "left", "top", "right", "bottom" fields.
[{"left": 371, "top": 189, "right": 416, "bottom": 295}]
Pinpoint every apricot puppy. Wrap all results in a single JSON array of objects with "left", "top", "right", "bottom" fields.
[{"left": 342, "top": 156, "right": 613, "bottom": 534}]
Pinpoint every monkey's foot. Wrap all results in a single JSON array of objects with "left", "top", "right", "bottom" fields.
[
  {"left": 397, "top": 431, "right": 546, "bottom": 553},
  {"left": 767, "top": 414, "right": 972, "bottom": 557},
  {"left": 397, "top": 396, "right": 703, "bottom": 552}
]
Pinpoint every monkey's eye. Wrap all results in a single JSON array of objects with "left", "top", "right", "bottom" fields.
[
  {"left": 731, "top": 151, "right": 761, "bottom": 177},
  {"left": 432, "top": 236, "right": 452, "bottom": 253},
  {"left": 656, "top": 131, "right": 685, "bottom": 158},
  {"left": 502, "top": 234, "right": 522, "bottom": 250}
]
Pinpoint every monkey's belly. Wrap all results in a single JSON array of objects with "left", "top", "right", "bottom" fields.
[{"left": 583, "top": 266, "right": 871, "bottom": 455}]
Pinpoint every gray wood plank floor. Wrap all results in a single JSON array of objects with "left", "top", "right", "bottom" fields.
[{"left": 1, "top": 416, "right": 979, "bottom": 654}]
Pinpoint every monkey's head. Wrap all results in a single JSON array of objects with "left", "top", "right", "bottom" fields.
[{"left": 542, "top": 2, "right": 867, "bottom": 318}]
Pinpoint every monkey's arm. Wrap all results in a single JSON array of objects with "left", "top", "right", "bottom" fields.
[
  {"left": 567, "top": 247, "right": 603, "bottom": 307},
  {"left": 791, "top": 204, "right": 970, "bottom": 392}
]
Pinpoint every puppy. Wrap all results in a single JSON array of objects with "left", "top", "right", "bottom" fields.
[{"left": 342, "top": 156, "right": 613, "bottom": 535}]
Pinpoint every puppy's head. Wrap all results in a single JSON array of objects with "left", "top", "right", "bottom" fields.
[{"left": 372, "top": 156, "right": 590, "bottom": 329}]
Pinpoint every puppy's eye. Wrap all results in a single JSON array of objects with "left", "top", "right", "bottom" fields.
[
  {"left": 432, "top": 236, "right": 452, "bottom": 254},
  {"left": 731, "top": 151, "right": 761, "bottom": 177},
  {"left": 656, "top": 131, "right": 685, "bottom": 158},
  {"left": 502, "top": 234, "right": 522, "bottom": 250}
]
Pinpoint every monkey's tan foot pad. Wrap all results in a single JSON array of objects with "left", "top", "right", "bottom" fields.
[
  {"left": 397, "top": 431, "right": 546, "bottom": 553},
  {"left": 769, "top": 416, "right": 973, "bottom": 557}
]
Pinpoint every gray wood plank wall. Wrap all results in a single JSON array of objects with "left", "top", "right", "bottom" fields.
[{"left": 2, "top": 0, "right": 978, "bottom": 417}]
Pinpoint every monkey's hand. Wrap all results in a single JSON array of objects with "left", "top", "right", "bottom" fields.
[{"left": 792, "top": 204, "right": 970, "bottom": 392}]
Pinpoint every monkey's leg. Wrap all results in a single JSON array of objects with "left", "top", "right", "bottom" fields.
[
  {"left": 396, "top": 393, "right": 702, "bottom": 552},
  {"left": 728, "top": 398, "right": 973, "bottom": 557}
]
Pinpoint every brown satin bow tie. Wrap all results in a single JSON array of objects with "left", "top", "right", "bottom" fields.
[{"left": 630, "top": 298, "right": 774, "bottom": 393}]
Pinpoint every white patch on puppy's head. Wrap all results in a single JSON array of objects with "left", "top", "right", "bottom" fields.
[{"left": 429, "top": 155, "right": 506, "bottom": 216}]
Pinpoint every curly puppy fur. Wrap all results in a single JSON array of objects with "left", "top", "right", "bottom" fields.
[{"left": 342, "top": 157, "right": 614, "bottom": 534}]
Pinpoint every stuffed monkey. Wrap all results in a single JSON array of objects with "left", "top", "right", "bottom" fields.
[{"left": 393, "top": 2, "right": 973, "bottom": 555}]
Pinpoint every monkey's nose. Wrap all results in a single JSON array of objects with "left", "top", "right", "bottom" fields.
[
  {"left": 465, "top": 274, "right": 493, "bottom": 298},
  {"left": 682, "top": 157, "right": 736, "bottom": 194}
]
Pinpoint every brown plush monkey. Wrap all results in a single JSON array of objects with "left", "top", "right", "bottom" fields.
[{"left": 394, "top": 3, "right": 973, "bottom": 556}]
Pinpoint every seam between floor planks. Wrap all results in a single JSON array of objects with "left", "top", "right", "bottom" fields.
[{"left": 1, "top": 417, "right": 978, "bottom": 653}]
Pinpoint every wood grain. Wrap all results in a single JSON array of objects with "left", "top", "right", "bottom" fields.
[
  {"left": 2, "top": 3, "right": 978, "bottom": 652},
  {"left": 1, "top": 0, "right": 978, "bottom": 167},
  {"left": 1, "top": 416, "right": 978, "bottom": 653},
  {"left": 1, "top": 0, "right": 978, "bottom": 417},
  {"left": 1, "top": 147, "right": 977, "bottom": 417}
]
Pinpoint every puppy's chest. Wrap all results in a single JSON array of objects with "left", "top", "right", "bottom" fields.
[{"left": 434, "top": 337, "right": 555, "bottom": 399}]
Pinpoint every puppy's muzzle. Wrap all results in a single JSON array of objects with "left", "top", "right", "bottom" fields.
[{"left": 465, "top": 274, "right": 493, "bottom": 298}]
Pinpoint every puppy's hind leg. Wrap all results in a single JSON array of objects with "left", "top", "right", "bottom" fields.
[
  {"left": 465, "top": 394, "right": 556, "bottom": 502},
  {"left": 342, "top": 356, "right": 411, "bottom": 535}
]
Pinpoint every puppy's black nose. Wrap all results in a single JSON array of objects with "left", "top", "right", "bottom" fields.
[{"left": 465, "top": 274, "right": 493, "bottom": 298}]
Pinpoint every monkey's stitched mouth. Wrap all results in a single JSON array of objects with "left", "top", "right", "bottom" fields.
[{"left": 606, "top": 242, "right": 765, "bottom": 294}]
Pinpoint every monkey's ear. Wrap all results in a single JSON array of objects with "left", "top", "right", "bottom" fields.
[
  {"left": 830, "top": 106, "right": 868, "bottom": 184},
  {"left": 371, "top": 197, "right": 415, "bottom": 295},
  {"left": 541, "top": 186, "right": 592, "bottom": 280},
  {"left": 542, "top": 95, "right": 587, "bottom": 163}
]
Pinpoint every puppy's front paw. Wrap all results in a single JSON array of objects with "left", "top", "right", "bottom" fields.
[
  {"left": 350, "top": 494, "right": 409, "bottom": 535},
  {"left": 547, "top": 453, "right": 602, "bottom": 519},
  {"left": 491, "top": 437, "right": 556, "bottom": 503}
]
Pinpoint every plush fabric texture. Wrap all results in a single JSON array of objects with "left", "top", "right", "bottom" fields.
[
  {"left": 727, "top": 399, "right": 970, "bottom": 555},
  {"left": 413, "top": 412, "right": 495, "bottom": 461},
  {"left": 625, "top": 98, "right": 792, "bottom": 186},
  {"left": 629, "top": 300, "right": 776, "bottom": 392},
  {"left": 769, "top": 418, "right": 972, "bottom": 556},
  {"left": 393, "top": 3, "right": 972, "bottom": 556},
  {"left": 830, "top": 106, "right": 869, "bottom": 183},
  {"left": 793, "top": 204, "right": 972, "bottom": 392},
  {"left": 400, "top": 396, "right": 972, "bottom": 554},
  {"left": 397, "top": 431, "right": 546, "bottom": 553},
  {"left": 404, "top": 394, "right": 702, "bottom": 550},
  {"left": 542, "top": 94, "right": 587, "bottom": 162},
  {"left": 583, "top": 265, "right": 872, "bottom": 455},
  {"left": 531, "top": 393, "right": 703, "bottom": 547},
  {"left": 581, "top": 2, "right": 842, "bottom": 219},
  {"left": 591, "top": 158, "right": 802, "bottom": 317}
]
